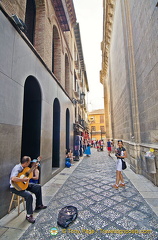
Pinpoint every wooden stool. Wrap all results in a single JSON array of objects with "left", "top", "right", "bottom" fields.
[{"left": 8, "top": 193, "right": 25, "bottom": 215}]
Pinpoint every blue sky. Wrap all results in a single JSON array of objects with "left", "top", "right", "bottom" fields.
[{"left": 73, "top": 0, "right": 104, "bottom": 111}]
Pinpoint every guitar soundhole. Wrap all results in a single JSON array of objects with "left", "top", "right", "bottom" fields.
[{"left": 25, "top": 172, "right": 29, "bottom": 177}]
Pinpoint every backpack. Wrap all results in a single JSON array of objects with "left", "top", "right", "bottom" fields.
[{"left": 57, "top": 206, "right": 78, "bottom": 228}]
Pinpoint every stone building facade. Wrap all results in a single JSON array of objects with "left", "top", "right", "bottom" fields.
[
  {"left": 73, "top": 22, "right": 89, "bottom": 138},
  {"left": 100, "top": 0, "right": 158, "bottom": 185},
  {"left": 88, "top": 109, "right": 106, "bottom": 141},
  {"left": 0, "top": 0, "right": 89, "bottom": 218}
]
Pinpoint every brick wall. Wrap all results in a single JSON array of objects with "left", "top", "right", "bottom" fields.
[
  {"left": 1, "top": 0, "right": 26, "bottom": 21},
  {"left": 52, "top": 25, "right": 62, "bottom": 82},
  {"left": 1, "top": 0, "right": 75, "bottom": 96},
  {"left": 65, "top": 54, "right": 70, "bottom": 95},
  {"left": 34, "top": 0, "right": 46, "bottom": 60}
]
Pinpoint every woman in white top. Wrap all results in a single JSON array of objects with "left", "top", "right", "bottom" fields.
[{"left": 112, "top": 140, "right": 127, "bottom": 189}]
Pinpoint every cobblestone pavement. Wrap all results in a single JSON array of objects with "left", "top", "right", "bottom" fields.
[{"left": 20, "top": 149, "right": 158, "bottom": 240}]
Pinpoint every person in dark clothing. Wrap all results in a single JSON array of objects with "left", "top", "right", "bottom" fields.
[{"left": 107, "top": 139, "right": 112, "bottom": 156}]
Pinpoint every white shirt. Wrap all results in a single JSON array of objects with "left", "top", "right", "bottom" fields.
[{"left": 10, "top": 164, "right": 23, "bottom": 188}]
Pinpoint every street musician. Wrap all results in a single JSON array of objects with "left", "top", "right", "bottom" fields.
[{"left": 10, "top": 156, "right": 47, "bottom": 223}]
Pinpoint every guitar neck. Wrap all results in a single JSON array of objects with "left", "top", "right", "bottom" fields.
[{"left": 27, "top": 163, "right": 37, "bottom": 174}]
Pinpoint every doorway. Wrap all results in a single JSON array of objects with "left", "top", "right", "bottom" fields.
[
  {"left": 21, "top": 76, "right": 42, "bottom": 159},
  {"left": 66, "top": 108, "right": 70, "bottom": 152},
  {"left": 52, "top": 98, "right": 60, "bottom": 167}
]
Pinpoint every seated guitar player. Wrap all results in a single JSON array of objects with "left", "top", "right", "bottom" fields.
[{"left": 10, "top": 156, "right": 47, "bottom": 223}]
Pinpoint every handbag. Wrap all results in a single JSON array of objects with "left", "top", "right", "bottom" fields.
[{"left": 122, "top": 159, "right": 127, "bottom": 170}]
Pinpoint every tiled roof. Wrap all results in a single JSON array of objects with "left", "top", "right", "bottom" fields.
[{"left": 88, "top": 109, "right": 105, "bottom": 115}]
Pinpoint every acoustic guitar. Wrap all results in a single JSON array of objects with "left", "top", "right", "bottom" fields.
[{"left": 12, "top": 162, "right": 39, "bottom": 191}]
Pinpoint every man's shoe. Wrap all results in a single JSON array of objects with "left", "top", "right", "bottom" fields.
[
  {"left": 119, "top": 183, "right": 125, "bottom": 187},
  {"left": 112, "top": 184, "right": 119, "bottom": 189},
  {"left": 35, "top": 205, "right": 47, "bottom": 211},
  {"left": 26, "top": 215, "right": 35, "bottom": 223}
]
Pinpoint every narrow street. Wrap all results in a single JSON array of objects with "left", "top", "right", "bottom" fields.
[
  {"left": 0, "top": 1, "right": 158, "bottom": 239},
  {"left": 17, "top": 149, "right": 158, "bottom": 240}
]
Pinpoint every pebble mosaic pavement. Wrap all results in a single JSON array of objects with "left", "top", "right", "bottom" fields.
[{"left": 20, "top": 149, "right": 158, "bottom": 240}]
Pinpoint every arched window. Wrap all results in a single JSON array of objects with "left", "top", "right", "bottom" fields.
[
  {"left": 52, "top": 98, "right": 61, "bottom": 168},
  {"left": 66, "top": 108, "right": 70, "bottom": 151},
  {"left": 52, "top": 26, "right": 61, "bottom": 82},
  {"left": 21, "top": 76, "right": 42, "bottom": 159},
  {"left": 25, "top": 0, "right": 36, "bottom": 44}
]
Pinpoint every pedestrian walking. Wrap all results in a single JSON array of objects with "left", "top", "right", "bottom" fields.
[
  {"left": 84, "top": 141, "right": 91, "bottom": 157},
  {"left": 112, "top": 140, "right": 127, "bottom": 189},
  {"left": 111, "top": 139, "right": 115, "bottom": 153},
  {"left": 107, "top": 139, "right": 112, "bottom": 156},
  {"left": 93, "top": 140, "right": 96, "bottom": 148},
  {"left": 97, "top": 143, "right": 100, "bottom": 151},
  {"left": 83, "top": 139, "right": 87, "bottom": 153},
  {"left": 100, "top": 139, "right": 104, "bottom": 151}
]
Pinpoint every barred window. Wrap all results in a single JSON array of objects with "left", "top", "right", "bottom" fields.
[
  {"left": 100, "top": 126, "right": 105, "bottom": 132},
  {"left": 91, "top": 126, "right": 96, "bottom": 131}
]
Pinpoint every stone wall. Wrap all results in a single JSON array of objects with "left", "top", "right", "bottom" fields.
[
  {"left": 102, "top": 0, "right": 158, "bottom": 185},
  {"left": 108, "top": 0, "right": 132, "bottom": 141},
  {"left": 0, "top": 10, "right": 74, "bottom": 219},
  {"left": 128, "top": 0, "right": 158, "bottom": 144}
]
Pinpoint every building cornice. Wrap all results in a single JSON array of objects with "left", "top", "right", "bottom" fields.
[
  {"left": 74, "top": 22, "right": 89, "bottom": 92},
  {"left": 51, "top": 0, "right": 76, "bottom": 31},
  {"left": 100, "top": 0, "right": 116, "bottom": 84},
  {"left": 74, "top": 23, "right": 85, "bottom": 71},
  {"left": 65, "top": 0, "right": 76, "bottom": 26}
]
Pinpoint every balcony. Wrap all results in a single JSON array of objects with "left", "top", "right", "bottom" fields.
[
  {"left": 73, "top": 122, "right": 84, "bottom": 133},
  {"left": 80, "top": 101, "right": 84, "bottom": 108},
  {"left": 84, "top": 103, "right": 87, "bottom": 111},
  {"left": 76, "top": 69, "right": 81, "bottom": 80},
  {"left": 80, "top": 80, "right": 83, "bottom": 87},
  {"left": 74, "top": 90, "right": 79, "bottom": 99},
  {"left": 79, "top": 99, "right": 87, "bottom": 110},
  {"left": 80, "top": 119, "right": 89, "bottom": 129},
  {"left": 74, "top": 60, "right": 79, "bottom": 70}
]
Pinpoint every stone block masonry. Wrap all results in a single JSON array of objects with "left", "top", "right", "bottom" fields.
[
  {"left": 101, "top": 0, "right": 158, "bottom": 185},
  {"left": 19, "top": 149, "right": 158, "bottom": 240}
]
